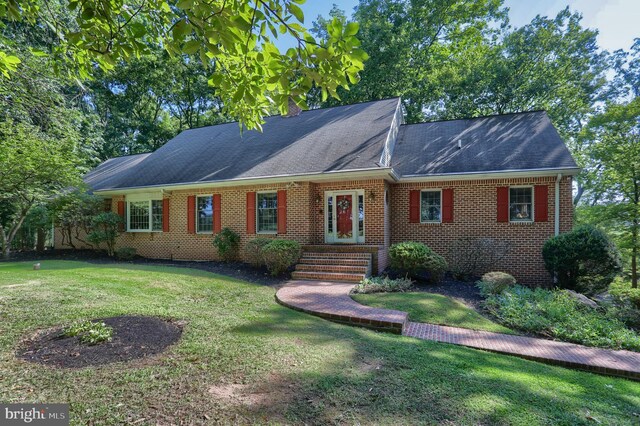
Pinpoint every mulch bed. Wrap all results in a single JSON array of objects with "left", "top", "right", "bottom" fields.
[
  {"left": 3, "top": 249, "right": 287, "bottom": 287},
  {"left": 18, "top": 316, "right": 183, "bottom": 368}
]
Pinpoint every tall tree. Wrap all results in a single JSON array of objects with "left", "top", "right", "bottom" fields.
[
  {"left": 0, "top": 120, "right": 81, "bottom": 257},
  {"left": 579, "top": 98, "right": 640, "bottom": 288},
  {"left": 0, "top": 0, "right": 367, "bottom": 129},
  {"left": 89, "top": 50, "right": 228, "bottom": 159},
  {"left": 312, "top": 0, "right": 507, "bottom": 121}
]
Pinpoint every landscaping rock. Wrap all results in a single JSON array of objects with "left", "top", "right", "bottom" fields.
[{"left": 565, "top": 290, "right": 599, "bottom": 309}]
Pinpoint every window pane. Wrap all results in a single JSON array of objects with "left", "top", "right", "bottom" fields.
[
  {"left": 510, "top": 188, "right": 533, "bottom": 221},
  {"left": 257, "top": 192, "right": 278, "bottom": 232},
  {"left": 197, "top": 196, "right": 213, "bottom": 232},
  {"left": 129, "top": 201, "right": 150, "bottom": 230},
  {"left": 358, "top": 194, "right": 364, "bottom": 237},
  {"left": 151, "top": 200, "right": 163, "bottom": 231},
  {"left": 421, "top": 191, "right": 441, "bottom": 222},
  {"left": 327, "top": 196, "right": 333, "bottom": 233}
]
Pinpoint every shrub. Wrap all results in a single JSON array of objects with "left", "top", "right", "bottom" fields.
[
  {"left": 608, "top": 278, "right": 640, "bottom": 329},
  {"left": 448, "top": 237, "right": 510, "bottom": 281},
  {"left": 244, "top": 238, "right": 273, "bottom": 267},
  {"left": 64, "top": 320, "right": 113, "bottom": 345},
  {"left": 542, "top": 225, "right": 622, "bottom": 295},
  {"left": 213, "top": 227, "right": 240, "bottom": 261},
  {"left": 389, "top": 242, "right": 447, "bottom": 283},
  {"left": 260, "top": 239, "right": 301, "bottom": 276},
  {"left": 86, "top": 212, "right": 122, "bottom": 257},
  {"left": 115, "top": 247, "right": 137, "bottom": 260},
  {"left": 423, "top": 251, "right": 448, "bottom": 284},
  {"left": 483, "top": 285, "right": 640, "bottom": 351},
  {"left": 609, "top": 278, "right": 640, "bottom": 309},
  {"left": 352, "top": 276, "right": 414, "bottom": 294},
  {"left": 477, "top": 271, "right": 516, "bottom": 296}
]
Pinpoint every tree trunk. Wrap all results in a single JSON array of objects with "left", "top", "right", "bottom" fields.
[
  {"left": 632, "top": 216, "right": 638, "bottom": 289},
  {"left": 36, "top": 228, "right": 46, "bottom": 252}
]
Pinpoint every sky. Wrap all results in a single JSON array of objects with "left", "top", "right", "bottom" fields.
[{"left": 288, "top": 0, "right": 639, "bottom": 53}]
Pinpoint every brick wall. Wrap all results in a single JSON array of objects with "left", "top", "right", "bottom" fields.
[
  {"left": 54, "top": 175, "right": 574, "bottom": 285},
  {"left": 390, "top": 176, "right": 574, "bottom": 286}
]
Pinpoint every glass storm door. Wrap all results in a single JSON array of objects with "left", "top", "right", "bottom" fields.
[
  {"left": 325, "top": 191, "right": 362, "bottom": 243},
  {"left": 336, "top": 194, "right": 354, "bottom": 241}
]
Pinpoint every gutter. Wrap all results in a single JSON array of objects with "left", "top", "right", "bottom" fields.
[
  {"left": 93, "top": 167, "right": 396, "bottom": 195},
  {"left": 398, "top": 167, "right": 581, "bottom": 182}
]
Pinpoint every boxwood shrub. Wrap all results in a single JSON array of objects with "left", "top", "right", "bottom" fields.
[
  {"left": 389, "top": 241, "right": 447, "bottom": 283},
  {"left": 260, "top": 239, "right": 302, "bottom": 276},
  {"left": 542, "top": 225, "right": 622, "bottom": 295}
]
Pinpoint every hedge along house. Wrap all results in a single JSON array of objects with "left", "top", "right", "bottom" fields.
[{"left": 55, "top": 98, "right": 579, "bottom": 285}]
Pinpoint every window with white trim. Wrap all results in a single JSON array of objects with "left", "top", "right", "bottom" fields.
[
  {"left": 196, "top": 196, "right": 213, "bottom": 233},
  {"left": 509, "top": 187, "right": 533, "bottom": 222},
  {"left": 257, "top": 192, "right": 277, "bottom": 233},
  {"left": 420, "top": 190, "right": 441, "bottom": 223},
  {"left": 127, "top": 200, "right": 163, "bottom": 232}
]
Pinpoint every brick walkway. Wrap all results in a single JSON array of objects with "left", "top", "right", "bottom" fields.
[{"left": 275, "top": 280, "right": 640, "bottom": 380}]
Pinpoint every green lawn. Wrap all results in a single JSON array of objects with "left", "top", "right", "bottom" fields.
[
  {"left": 1, "top": 261, "right": 639, "bottom": 425},
  {"left": 353, "top": 291, "right": 515, "bottom": 334}
]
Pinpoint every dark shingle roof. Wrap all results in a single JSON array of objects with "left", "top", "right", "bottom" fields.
[
  {"left": 393, "top": 111, "right": 578, "bottom": 176},
  {"left": 88, "top": 98, "right": 400, "bottom": 191}
]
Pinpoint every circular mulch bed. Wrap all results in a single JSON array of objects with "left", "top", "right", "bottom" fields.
[{"left": 18, "top": 316, "right": 183, "bottom": 368}]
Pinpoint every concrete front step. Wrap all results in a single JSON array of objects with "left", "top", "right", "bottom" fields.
[
  {"left": 291, "top": 271, "right": 366, "bottom": 283},
  {"left": 298, "top": 257, "right": 371, "bottom": 266},
  {"left": 295, "top": 264, "right": 369, "bottom": 274},
  {"left": 301, "top": 252, "right": 372, "bottom": 260}
]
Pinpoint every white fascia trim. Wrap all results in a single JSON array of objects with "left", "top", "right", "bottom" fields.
[
  {"left": 378, "top": 98, "right": 403, "bottom": 167},
  {"left": 398, "top": 167, "right": 581, "bottom": 182},
  {"left": 94, "top": 167, "right": 395, "bottom": 196}
]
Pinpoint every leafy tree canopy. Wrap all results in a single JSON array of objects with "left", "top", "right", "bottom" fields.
[{"left": 0, "top": 0, "right": 368, "bottom": 130}]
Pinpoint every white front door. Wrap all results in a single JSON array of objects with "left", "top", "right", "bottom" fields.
[{"left": 324, "top": 190, "right": 364, "bottom": 244}]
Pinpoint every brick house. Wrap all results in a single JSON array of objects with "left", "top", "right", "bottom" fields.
[{"left": 55, "top": 98, "right": 579, "bottom": 285}]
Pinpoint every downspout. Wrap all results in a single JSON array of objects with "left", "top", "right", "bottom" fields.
[{"left": 555, "top": 173, "right": 562, "bottom": 236}]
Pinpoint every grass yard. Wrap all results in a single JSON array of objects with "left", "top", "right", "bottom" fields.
[
  {"left": 353, "top": 291, "right": 515, "bottom": 334},
  {"left": 1, "top": 261, "right": 639, "bottom": 425}
]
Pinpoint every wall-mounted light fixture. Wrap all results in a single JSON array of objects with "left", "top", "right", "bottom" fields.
[{"left": 367, "top": 190, "right": 376, "bottom": 201}]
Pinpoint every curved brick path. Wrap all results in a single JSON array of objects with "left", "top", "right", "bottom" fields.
[{"left": 276, "top": 280, "right": 640, "bottom": 380}]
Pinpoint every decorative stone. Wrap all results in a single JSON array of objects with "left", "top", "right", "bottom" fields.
[
  {"left": 33, "top": 263, "right": 41, "bottom": 270},
  {"left": 565, "top": 289, "right": 599, "bottom": 309}
]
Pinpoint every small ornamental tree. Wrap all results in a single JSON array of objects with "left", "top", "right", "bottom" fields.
[
  {"left": 542, "top": 225, "right": 622, "bottom": 295},
  {"left": 87, "top": 212, "right": 122, "bottom": 257},
  {"left": 50, "top": 190, "right": 105, "bottom": 249}
]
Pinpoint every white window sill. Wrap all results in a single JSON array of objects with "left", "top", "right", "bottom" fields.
[
  {"left": 420, "top": 221, "right": 442, "bottom": 225},
  {"left": 509, "top": 220, "right": 534, "bottom": 225},
  {"left": 126, "top": 230, "right": 163, "bottom": 233},
  {"left": 257, "top": 231, "right": 277, "bottom": 235}
]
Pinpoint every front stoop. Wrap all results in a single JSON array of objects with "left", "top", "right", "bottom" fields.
[{"left": 291, "top": 252, "right": 372, "bottom": 283}]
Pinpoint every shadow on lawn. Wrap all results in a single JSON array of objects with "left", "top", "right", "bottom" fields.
[{"left": 230, "top": 305, "right": 640, "bottom": 425}]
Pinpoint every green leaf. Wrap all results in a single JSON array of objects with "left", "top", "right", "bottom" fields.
[
  {"left": 183, "top": 40, "right": 200, "bottom": 54},
  {"left": 288, "top": 4, "right": 304, "bottom": 23},
  {"left": 344, "top": 22, "right": 359, "bottom": 36}
]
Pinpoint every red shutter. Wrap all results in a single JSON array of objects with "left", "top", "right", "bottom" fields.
[
  {"left": 187, "top": 195, "right": 195, "bottom": 234},
  {"left": 162, "top": 198, "right": 170, "bottom": 232},
  {"left": 497, "top": 187, "right": 509, "bottom": 222},
  {"left": 213, "top": 194, "right": 222, "bottom": 233},
  {"left": 534, "top": 185, "right": 549, "bottom": 222},
  {"left": 117, "top": 201, "right": 125, "bottom": 231},
  {"left": 277, "top": 190, "right": 287, "bottom": 234},
  {"left": 246, "top": 192, "right": 256, "bottom": 234},
  {"left": 442, "top": 188, "right": 454, "bottom": 223},
  {"left": 409, "top": 190, "right": 420, "bottom": 223}
]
